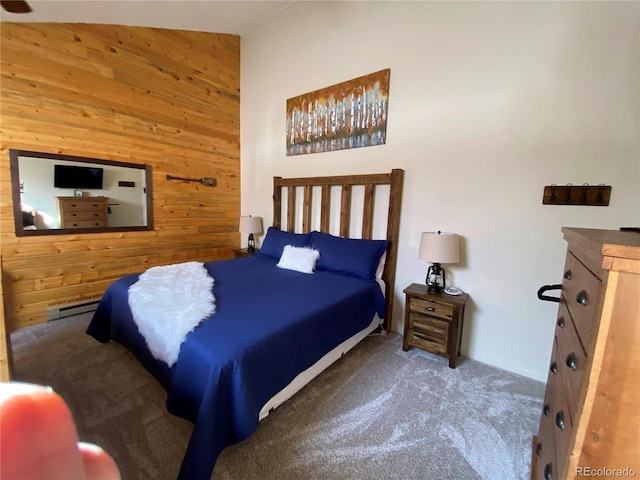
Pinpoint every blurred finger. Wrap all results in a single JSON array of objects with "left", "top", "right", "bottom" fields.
[
  {"left": 0, "top": 382, "right": 85, "bottom": 480},
  {"left": 78, "top": 442, "right": 121, "bottom": 480}
]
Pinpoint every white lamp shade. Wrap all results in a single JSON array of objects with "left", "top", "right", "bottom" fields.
[
  {"left": 418, "top": 231, "right": 460, "bottom": 264},
  {"left": 239, "top": 216, "right": 263, "bottom": 234}
]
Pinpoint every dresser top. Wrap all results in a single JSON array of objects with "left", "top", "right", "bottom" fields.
[
  {"left": 562, "top": 228, "right": 640, "bottom": 274},
  {"left": 57, "top": 196, "right": 108, "bottom": 200}
]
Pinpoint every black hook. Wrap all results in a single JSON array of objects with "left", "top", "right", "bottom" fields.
[
  {"left": 537, "top": 284, "right": 562, "bottom": 303},
  {"left": 580, "top": 184, "right": 588, "bottom": 203}
]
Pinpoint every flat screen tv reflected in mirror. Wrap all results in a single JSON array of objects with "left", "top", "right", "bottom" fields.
[{"left": 54, "top": 164, "right": 104, "bottom": 189}]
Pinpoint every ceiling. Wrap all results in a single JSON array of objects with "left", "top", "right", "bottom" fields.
[{"left": 0, "top": 0, "right": 296, "bottom": 35}]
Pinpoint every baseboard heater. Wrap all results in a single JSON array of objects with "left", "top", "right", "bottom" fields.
[{"left": 46, "top": 299, "right": 100, "bottom": 321}]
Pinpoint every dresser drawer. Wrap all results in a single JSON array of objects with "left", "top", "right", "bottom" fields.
[
  {"left": 63, "top": 210, "right": 107, "bottom": 221},
  {"left": 561, "top": 253, "right": 601, "bottom": 347},
  {"left": 408, "top": 312, "right": 449, "bottom": 354},
  {"left": 535, "top": 411, "right": 557, "bottom": 480},
  {"left": 555, "top": 303, "right": 587, "bottom": 411},
  {"left": 62, "top": 219, "right": 107, "bottom": 228},
  {"left": 536, "top": 338, "right": 561, "bottom": 480},
  {"left": 543, "top": 328, "right": 575, "bottom": 480},
  {"left": 58, "top": 199, "right": 107, "bottom": 211},
  {"left": 409, "top": 297, "right": 454, "bottom": 321},
  {"left": 551, "top": 372, "right": 573, "bottom": 480}
]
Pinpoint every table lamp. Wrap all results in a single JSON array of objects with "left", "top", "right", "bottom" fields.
[
  {"left": 418, "top": 231, "right": 460, "bottom": 293},
  {"left": 239, "top": 215, "right": 263, "bottom": 253}
]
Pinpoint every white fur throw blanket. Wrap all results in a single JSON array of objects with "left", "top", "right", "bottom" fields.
[{"left": 128, "top": 261, "right": 216, "bottom": 367}]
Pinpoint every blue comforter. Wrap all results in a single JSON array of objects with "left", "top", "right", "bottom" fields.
[{"left": 86, "top": 254, "right": 385, "bottom": 480}]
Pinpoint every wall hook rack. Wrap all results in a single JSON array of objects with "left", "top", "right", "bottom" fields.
[
  {"left": 166, "top": 174, "right": 217, "bottom": 187},
  {"left": 542, "top": 183, "right": 611, "bottom": 206}
]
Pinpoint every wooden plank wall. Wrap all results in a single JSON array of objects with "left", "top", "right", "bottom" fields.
[
  {"left": 0, "top": 255, "right": 12, "bottom": 380},
  {"left": 0, "top": 24, "right": 241, "bottom": 331}
]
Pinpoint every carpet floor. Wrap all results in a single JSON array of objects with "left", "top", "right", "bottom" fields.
[{"left": 10, "top": 314, "right": 544, "bottom": 480}]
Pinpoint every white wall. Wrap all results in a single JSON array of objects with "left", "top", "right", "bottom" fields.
[{"left": 240, "top": 1, "right": 640, "bottom": 381}]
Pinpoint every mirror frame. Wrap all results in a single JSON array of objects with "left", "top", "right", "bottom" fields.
[{"left": 10, "top": 149, "right": 154, "bottom": 237}]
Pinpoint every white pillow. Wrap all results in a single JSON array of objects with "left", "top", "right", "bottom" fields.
[
  {"left": 277, "top": 245, "right": 320, "bottom": 274},
  {"left": 376, "top": 251, "right": 387, "bottom": 281}
]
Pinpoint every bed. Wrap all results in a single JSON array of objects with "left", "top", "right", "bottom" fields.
[{"left": 86, "top": 169, "right": 404, "bottom": 480}]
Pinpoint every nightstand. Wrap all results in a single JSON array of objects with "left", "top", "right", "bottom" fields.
[
  {"left": 233, "top": 248, "right": 259, "bottom": 258},
  {"left": 402, "top": 283, "right": 468, "bottom": 368}
]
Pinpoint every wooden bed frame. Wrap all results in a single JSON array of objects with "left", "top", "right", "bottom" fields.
[{"left": 273, "top": 169, "right": 404, "bottom": 331}]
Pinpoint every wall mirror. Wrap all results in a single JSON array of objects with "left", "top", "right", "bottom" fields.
[{"left": 10, "top": 149, "right": 154, "bottom": 237}]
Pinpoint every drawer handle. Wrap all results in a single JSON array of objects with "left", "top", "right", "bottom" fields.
[
  {"left": 71, "top": 203, "right": 77, "bottom": 207},
  {"left": 555, "top": 410, "right": 565, "bottom": 431},
  {"left": 556, "top": 316, "right": 565, "bottom": 328},
  {"left": 550, "top": 362, "right": 557, "bottom": 374},
  {"left": 564, "top": 269, "right": 572, "bottom": 280},
  {"left": 576, "top": 290, "right": 588, "bottom": 306},
  {"left": 543, "top": 403, "right": 550, "bottom": 417},
  {"left": 536, "top": 441, "right": 542, "bottom": 457},
  {"left": 544, "top": 463, "right": 553, "bottom": 480},
  {"left": 72, "top": 213, "right": 78, "bottom": 217},
  {"left": 426, "top": 307, "right": 435, "bottom": 312},
  {"left": 566, "top": 353, "right": 576, "bottom": 371}
]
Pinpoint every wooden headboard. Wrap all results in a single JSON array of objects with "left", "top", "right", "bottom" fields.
[{"left": 273, "top": 169, "right": 404, "bottom": 331}]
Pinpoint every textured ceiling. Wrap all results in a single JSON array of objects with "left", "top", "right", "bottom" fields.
[{"left": 0, "top": 0, "right": 296, "bottom": 35}]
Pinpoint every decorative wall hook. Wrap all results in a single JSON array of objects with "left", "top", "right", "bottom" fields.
[
  {"left": 166, "top": 174, "right": 217, "bottom": 187},
  {"left": 542, "top": 183, "right": 611, "bottom": 206}
]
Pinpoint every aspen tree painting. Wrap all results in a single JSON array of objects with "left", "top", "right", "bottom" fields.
[{"left": 286, "top": 69, "right": 390, "bottom": 156}]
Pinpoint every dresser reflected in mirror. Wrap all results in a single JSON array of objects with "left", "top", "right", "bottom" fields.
[{"left": 10, "top": 149, "right": 153, "bottom": 236}]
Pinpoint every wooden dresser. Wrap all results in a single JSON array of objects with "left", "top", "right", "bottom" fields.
[
  {"left": 532, "top": 228, "right": 639, "bottom": 480},
  {"left": 57, "top": 196, "right": 108, "bottom": 228}
]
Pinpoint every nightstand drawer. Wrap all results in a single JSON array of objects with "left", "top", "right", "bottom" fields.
[
  {"left": 409, "top": 312, "right": 449, "bottom": 354},
  {"left": 409, "top": 297, "right": 454, "bottom": 321}
]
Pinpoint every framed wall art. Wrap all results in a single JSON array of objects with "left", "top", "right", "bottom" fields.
[{"left": 286, "top": 68, "right": 390, "bottom": 156}]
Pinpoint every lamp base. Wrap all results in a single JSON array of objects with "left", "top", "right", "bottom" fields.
[
  {"left": 247, "top": 233, "right": 256, "bottom": 253},
  {"left": 426, "top": 263, "right": 446, "bottom": 294}
]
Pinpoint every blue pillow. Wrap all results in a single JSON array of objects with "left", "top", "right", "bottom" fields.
[
  {"left": 258, "top": 227, "right": 312, "bottom": 259},
  {"left": 310, "top": 231, "right": 389, "bottom": 281}
]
